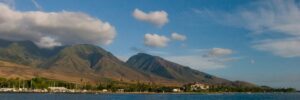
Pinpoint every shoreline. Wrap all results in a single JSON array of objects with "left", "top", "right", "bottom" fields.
[{"left": 0, "top": 92, "right": 296, "bottom": 95}]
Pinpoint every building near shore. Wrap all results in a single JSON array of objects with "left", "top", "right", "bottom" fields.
[
  {"left": 0, "top": 88, "right": 14, "bottom": 92},
  {"left": 117, "top": 89, "right": 124, "bottom": 92},
  {"left": 33, "top": 89, "right": 48, "bottom": 92},
  {"left": 102, "top": 89, "right": 108, "bottom": 92},
  {"left": 48, "top": 87, "right": 68, "bottom": 92},
  {"left": 184, "top": 82, "right": 210, "bottom": 91},
  {"left": 172, "top": 88, "right": 181, "bottom": 92},
  {"left": 190, "top": 83, "right": 209, "bottom": 90}
]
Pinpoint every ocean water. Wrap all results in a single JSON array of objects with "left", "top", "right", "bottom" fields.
[{"left": 0, "top": 93, "right": 299, "bottom": 100}]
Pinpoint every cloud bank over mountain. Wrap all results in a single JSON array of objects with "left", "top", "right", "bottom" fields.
[{"left": 0, "top": 3, "right": 116, "bottom": 48}]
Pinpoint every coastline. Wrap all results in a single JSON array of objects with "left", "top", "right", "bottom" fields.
[
  {"left": 0, "top": 92, "right": 299, "bottom": 100},
  {"left": 0, "top": 91, "right": 297, "bottom": 95}
]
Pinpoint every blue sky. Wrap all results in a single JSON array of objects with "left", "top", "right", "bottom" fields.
[{"left": 1, "top": 0, "right": 300, "bottom": 89}]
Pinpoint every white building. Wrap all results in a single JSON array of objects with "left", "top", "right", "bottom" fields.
[
  {"left": 35, "top": 89, "right": 48, "bottom": 92},
  {"left": 0, "top": 88, "right": 14, "bottom": 92},
  {"left": 117, "top": 89, "right": 124, "bottom": 92},
  {"left": 48, "top": 87, "right": 68, "bottom": 92},
  {"left": 190, "top": 83, "right": 209, "bottom": 91},
  {"left": 172, "top": 88, "right": 181, "bottom": 92},
  {"left": 102, "top": 89, "right": 108, "bottom": 92}
]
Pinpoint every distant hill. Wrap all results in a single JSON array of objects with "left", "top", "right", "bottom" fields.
[
  {"left": 0, "top": 39, "right": 255, "bottom": 87},
  {"left": 126, "top": 53, "right": 231, "bottom": 84}
]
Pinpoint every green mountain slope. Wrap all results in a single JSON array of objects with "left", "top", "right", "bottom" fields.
[
  {"left": 126, "top": 53, "right": 253, "bottom": 86},
  {"left": 41, "top": 44, "right": 156, "bottom": 82},
  {"left": 0, "top": 39, "right": 256, "bottom": 87},
  {"left": 0, "top": 39, "right": 155, "bottom": 83}
]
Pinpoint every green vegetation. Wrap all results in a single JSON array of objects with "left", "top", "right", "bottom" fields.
[
  {"left": 0, "top": 77, "right": 175, "bottom": 92},
  {"left": 92, "top": 80, "right": 175, "bottom": 92},
  {"left": 207, "top": 86, "right": 295, "bottom": 93},
  {"left": 182, "top": 84, "right": 296, "bottom": 93},
  {"left": 0, "top": 77, "right": 76, "bottom": 89},
  {"left": 0, "top": 77, "right": 296, "bottom": 93}
]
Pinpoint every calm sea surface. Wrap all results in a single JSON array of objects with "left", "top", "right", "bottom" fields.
[{"left": 0, "top": 93, "right": 299, "bottom": 100}]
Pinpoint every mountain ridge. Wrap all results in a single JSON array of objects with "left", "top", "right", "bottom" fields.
[
  {"left": 126, "top": 53, "right": 233, "bottom": 85},
  {"left": 0, "top": 39, "right": 255, "bottom": 87}
]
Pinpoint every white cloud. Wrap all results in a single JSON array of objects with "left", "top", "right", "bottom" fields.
[
  {"left": 162, "top": 48, "right": 236, "bottom": 70},
  {"left": 166, "top": 55, "right": 226, "bottom": 70},
  {"left": 171, "top": 32, "right": 186, "bottom": 41},
  {"left": 0, "top": 0, "right": 14, "bottom": 8},
  {"left": 253, "top": 38, "right": 300, "bottom": 58},
  {"left": 208, "top": 0, "right": 300, "bottom": 58},
  {"left": 35, "top": 37, "right": 62, "bottom": 48},
  {"left": 144, "top": 33, "right": 170, "bottom": 48},
  {"left": 207, "top": 48, "right": 233, "bottom": 57},
  {"left": 0, "top": 3, "right": 116, "bottom": 48},
  {"left": 143, "top": 32, "right": 186, "bottom": 48},
  {"left": 133, "top": 8, "right": 169, "bottom": 27},
  {"left": 240, "top": 0, "right": 300, "bottom": 58},
  {"left": 126, "top": 47, "right": 236, "bottom": 70},
  {"left": 165, "top": 55, "right": 239, "bottom": 70},
  {"left": 228, "top": 0, "right": 300, "bottom": 36}
]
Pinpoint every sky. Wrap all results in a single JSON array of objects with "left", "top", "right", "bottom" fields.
[{"left": 0, "top": 0, "right": 299, "bottom": 89}]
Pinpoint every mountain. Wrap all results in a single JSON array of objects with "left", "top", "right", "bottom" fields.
[
  {"left": 0, "top": 39, "right": 255, "bottom": 87},
  {"left": 0, "top": 39, "right": 63, "bottom": 67},
  {"left": 39, "top": 44, "right": 161, "bottom": 82},
  {"left": 126, "top": 53, "right": 255, "bottom": 86},
  {"left": 0, "top": 39, "right": 170, "bottom": 84},
  {"left": 0, "top": 60, "right": 97, "bottom": 83}
]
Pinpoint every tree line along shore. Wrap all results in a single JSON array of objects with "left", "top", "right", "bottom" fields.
[{"left": 0, "top": 77, "right": 296, "bottom": 93}]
